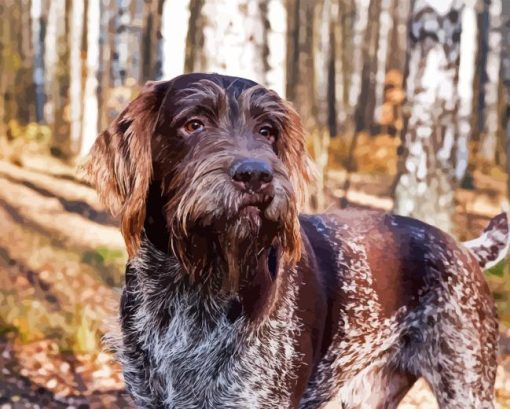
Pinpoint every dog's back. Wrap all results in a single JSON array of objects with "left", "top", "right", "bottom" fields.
[{"left": 299, "top": 209, "right": 501, "bottom": 408}]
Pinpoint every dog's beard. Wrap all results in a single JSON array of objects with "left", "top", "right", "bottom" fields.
[{"left": 164, "top": 170, "right": 301, "bottom": 293}]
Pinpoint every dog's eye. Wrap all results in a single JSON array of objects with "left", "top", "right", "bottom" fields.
[
  {"left": 259, "top": 126, "right": 276, "bottom": 143},
  {"left": 184, "top": 119, "right": 204, "bottom": 133}
]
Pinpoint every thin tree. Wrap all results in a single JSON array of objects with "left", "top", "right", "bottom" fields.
[
  {"left": 479, "top": 0, "right": 502, "bottom": 162},
  {"left": 286, "top": 0, "right": 332, "bottom": 211},
  {"left": 69, "top": 0, "right": 85, "bottom": 153},
  {"left": 80, "top": 0, "right": 100, "bottom": 156},
  {"left": 186, "top": 0, "right": 269, "bottom": 85},
  {"left": 142, "top": 0, "right": 165, "bottom": 81},
  {"left": 331, "top": 0, "right": 355, "bottom": 135},
  {"left": 502, "top": 0, "right": 510, "bottom": 197},
  {"left": 353, "top": 0, "right": 381, "bottom": 133},
  {"left": 373, "top": 0, "right": 393, "bottom": 126},
  {"left": 31, "top": 0, "right": 45, "bottom": 123},
  {"left": 44, "top": 0, "right": 71, "bottom": 158},
  {"left": 161, "top": 0, "right": 190, "bottom": 79},
  {"left": 457, "top": 0, "right": 479, "bottom": 180}
]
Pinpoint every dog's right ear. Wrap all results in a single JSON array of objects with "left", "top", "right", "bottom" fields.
[{"left": 82, "top": 80, "right": 171, "bottom": 258}]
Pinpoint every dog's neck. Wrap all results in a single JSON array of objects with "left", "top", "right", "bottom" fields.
[
  {"left": 144, "top": 184, "right": 171, "bottom": 253},
  {"left": 142, "top": 184, "right": 280, "bottom": 322}
]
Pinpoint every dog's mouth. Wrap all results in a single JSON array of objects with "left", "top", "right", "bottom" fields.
[{"left": 238, "top": 193, "right": 274, "bottom": 221}]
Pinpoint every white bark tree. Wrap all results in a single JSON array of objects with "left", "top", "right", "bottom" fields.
[
  {"left": 43, "top": 0, "right": 59, "bottom": 127},
  {"left": 394, "top": 0, "right": 464, "bottom": 233},
  {"left": 313, "top": 0, "right": 333, "bottom": 211},
  {"left": 502, "top": 0, "right": 510, "bottom": 196},
  {"left": 354, "top": 0, "right": 382, "bottom": 132},
  {"left": 185, "top": 0, "right": 286, "bottom": 94},
  {"left": 80, "top": 0, "right": 101, "bottom": 156},
  {"left": 263, "top": 0, "right": 286, "bottom": 96},
  {"left": 161, "top": 0, "right": 190, "bottom": 79},
  {"left": 200, "top": 0, "right": 266, "bottom": 83},
  {"left": 141, "top": 0, "right": 165, "bottom": 81},
  {"left": 479, "top": 0, "right": 502, "bottom": 162},
  {"left": 348, "top": 0, "right": 370, "bottom": 126},
  {"left": 456, "top": 0, "right": 479, "bottom": 180},
  {"left": 31, "top": 0, "right": 45, "bottom": 122},
  {"left": 98, "top": 0, "right": 113, "bottom": 129},
  {"left": 110, "top": 0, "right": 146, "bottom": 86},
  {"left": 331, "top": 0, "right": 355, "bottom": 134},
  {"left": 69, "top": 0, "right": 85, "bottom": 153},
  {"left": 44, "top": 0, "right": 71, "bottom": 157},
  {"left": 373, "top": 0, "right": 393, "bottom": 124}
]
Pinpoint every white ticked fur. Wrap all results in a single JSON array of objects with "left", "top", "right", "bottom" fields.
[
  {"left": 119, "top": 241, "right": 303, "bottom": 409},
  {"left": 114, "top": 214, "right": 500, "bottom": 409},
  {"left": 299, "top": 214, "right": 497, "bottom": 409}
]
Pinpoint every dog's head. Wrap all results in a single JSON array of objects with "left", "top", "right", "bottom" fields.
[{"left": 84, "top": 73, "right": 313, "bottom": 291}]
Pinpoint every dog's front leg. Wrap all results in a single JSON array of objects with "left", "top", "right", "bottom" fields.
[{"left": 119, "top": 268, "right": 163, "bottom": 409}]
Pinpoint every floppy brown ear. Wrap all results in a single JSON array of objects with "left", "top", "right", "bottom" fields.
[
  {"left": 280, "top": 102, "right": 316, "bottom": 208},
  {"left": 83, "top": 81, "right": 168, "bottom": 257}
]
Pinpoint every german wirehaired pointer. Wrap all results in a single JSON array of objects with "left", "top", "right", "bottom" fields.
[{"left": 84, "top": 73, "right": 508, "bottom": 408}]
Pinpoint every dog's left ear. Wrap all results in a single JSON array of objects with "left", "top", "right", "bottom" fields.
[
  {"left": 82, "top": 80, "right": 170, "bottom": 257},
  {"left": 279, "top": 102, "right": 316, "bottom": 208}
]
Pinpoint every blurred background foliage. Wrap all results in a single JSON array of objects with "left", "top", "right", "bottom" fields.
[{"left": 1, "top": 0, "right": 510, "bottom": 407}]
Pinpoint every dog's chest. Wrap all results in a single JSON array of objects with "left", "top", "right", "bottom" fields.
[{"left": 129, "top": 288, "right": 302, "bottom": 408}]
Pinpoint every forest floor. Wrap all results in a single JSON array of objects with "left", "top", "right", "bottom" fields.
[{"left": 1, "top": 154, "right": 510, "bottom": 408}]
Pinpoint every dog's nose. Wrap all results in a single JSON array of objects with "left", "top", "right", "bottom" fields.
[{"left": 230, "top": 159, "right": 273, "bottom": 192}]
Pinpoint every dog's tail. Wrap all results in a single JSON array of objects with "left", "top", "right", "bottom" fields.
[{"left": 463, "top": 212, "right": 510, "bottom": 270}]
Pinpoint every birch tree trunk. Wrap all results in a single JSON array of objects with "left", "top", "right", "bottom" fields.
[
  {"left": 80, "top": 0, "right": 100, "bottom": 156},
  {"left": 185, "top": 0, "right": 206, "bottom": 73},
  {"left": 43, "top": 0, "right": 59, "bottom": 127},
  {"left": 31, "top": 0, "right": 45, "bottom": 123},
  {"left": 0, "top": 2, "right": 16, "bottom": 131},
  {"left": 0, "top": 2, "right": 7, "bottom": 138},
  {"left": 195, "top": 0, "right": 266, "bottom": 85},
  {"left": 110, "top": 0, "right": 145, "bottom": 86},
  {"left": 456, "top": 0, "right": 479, "bottom": 180},
  {"left": 348, "top": 0, "right": 370, "bottom": 128},
  {"left": 286, "top": 0, "right": 315, "bottom": 122},
  {"left": 184, "top": 0, "right": 285, "bottom": 94},
  {"left": 263, "top": 0, "right": 286, "bottom": 96},
  {"left": 378, "top": 0, "right": 409, "bottom": 136},
  {"left": 502, "top": 0, "right": 510, "bottom": 197},
  {"left": 386, "top": 0, "right": 409, "bottom": 76},
  {"left": 142, "top": 0, "right": 165, "bottom": 81},
  {"left": 44, "top": 0, "right": 71, "bottom": 158},
  {"left": 286, "top": 0, "right": 332, "bottom": 211},
  {"left": 11, "top": 0, "right": 36, "bottom": 126},
  {"left": 373, "top": 0, "right": 393, "bottom": 125},
  {"left": 354, "top": 0, "right": 382, "bottom": 132},
  {"left": 106, "top": 0, "right": 142, "bottom": 126},
  {"left": 69, "top": 0, "right": 85, "bottom": 153},
  {"left": 479, "top": 0, "right": 502, "bottom": 162},
  {"left": 393, "top": 0, "right": 463, "bottom": 233},
  {"left": 161, "top": 0, "right": 190, "bottom": 79},
  {"left": 313, "top": 0, "right": 332, "bottom": 211},
  {"left": 332, "top": 0, "right": 355, "bottom": 134}
]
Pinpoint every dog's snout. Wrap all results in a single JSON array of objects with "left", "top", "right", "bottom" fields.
[{"left": 230, "top": 159, "right": 273, "bottom": 192}]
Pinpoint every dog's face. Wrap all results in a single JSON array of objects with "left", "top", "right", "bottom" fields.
[{"left": 85, "top": 73, "right": 312, "bottom": 290}]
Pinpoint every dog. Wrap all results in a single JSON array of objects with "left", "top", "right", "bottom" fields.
[{"left": 84, "top": 73, "right": 507, "bottom": 408}]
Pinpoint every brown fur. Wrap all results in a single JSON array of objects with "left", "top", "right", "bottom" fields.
[{"left": 83, "top": 82, "right": 164, "bottom": 257}]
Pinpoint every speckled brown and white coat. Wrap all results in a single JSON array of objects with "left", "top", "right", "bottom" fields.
[{"left": 84, "top": 73, "right": 506, "bottom": 409}]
